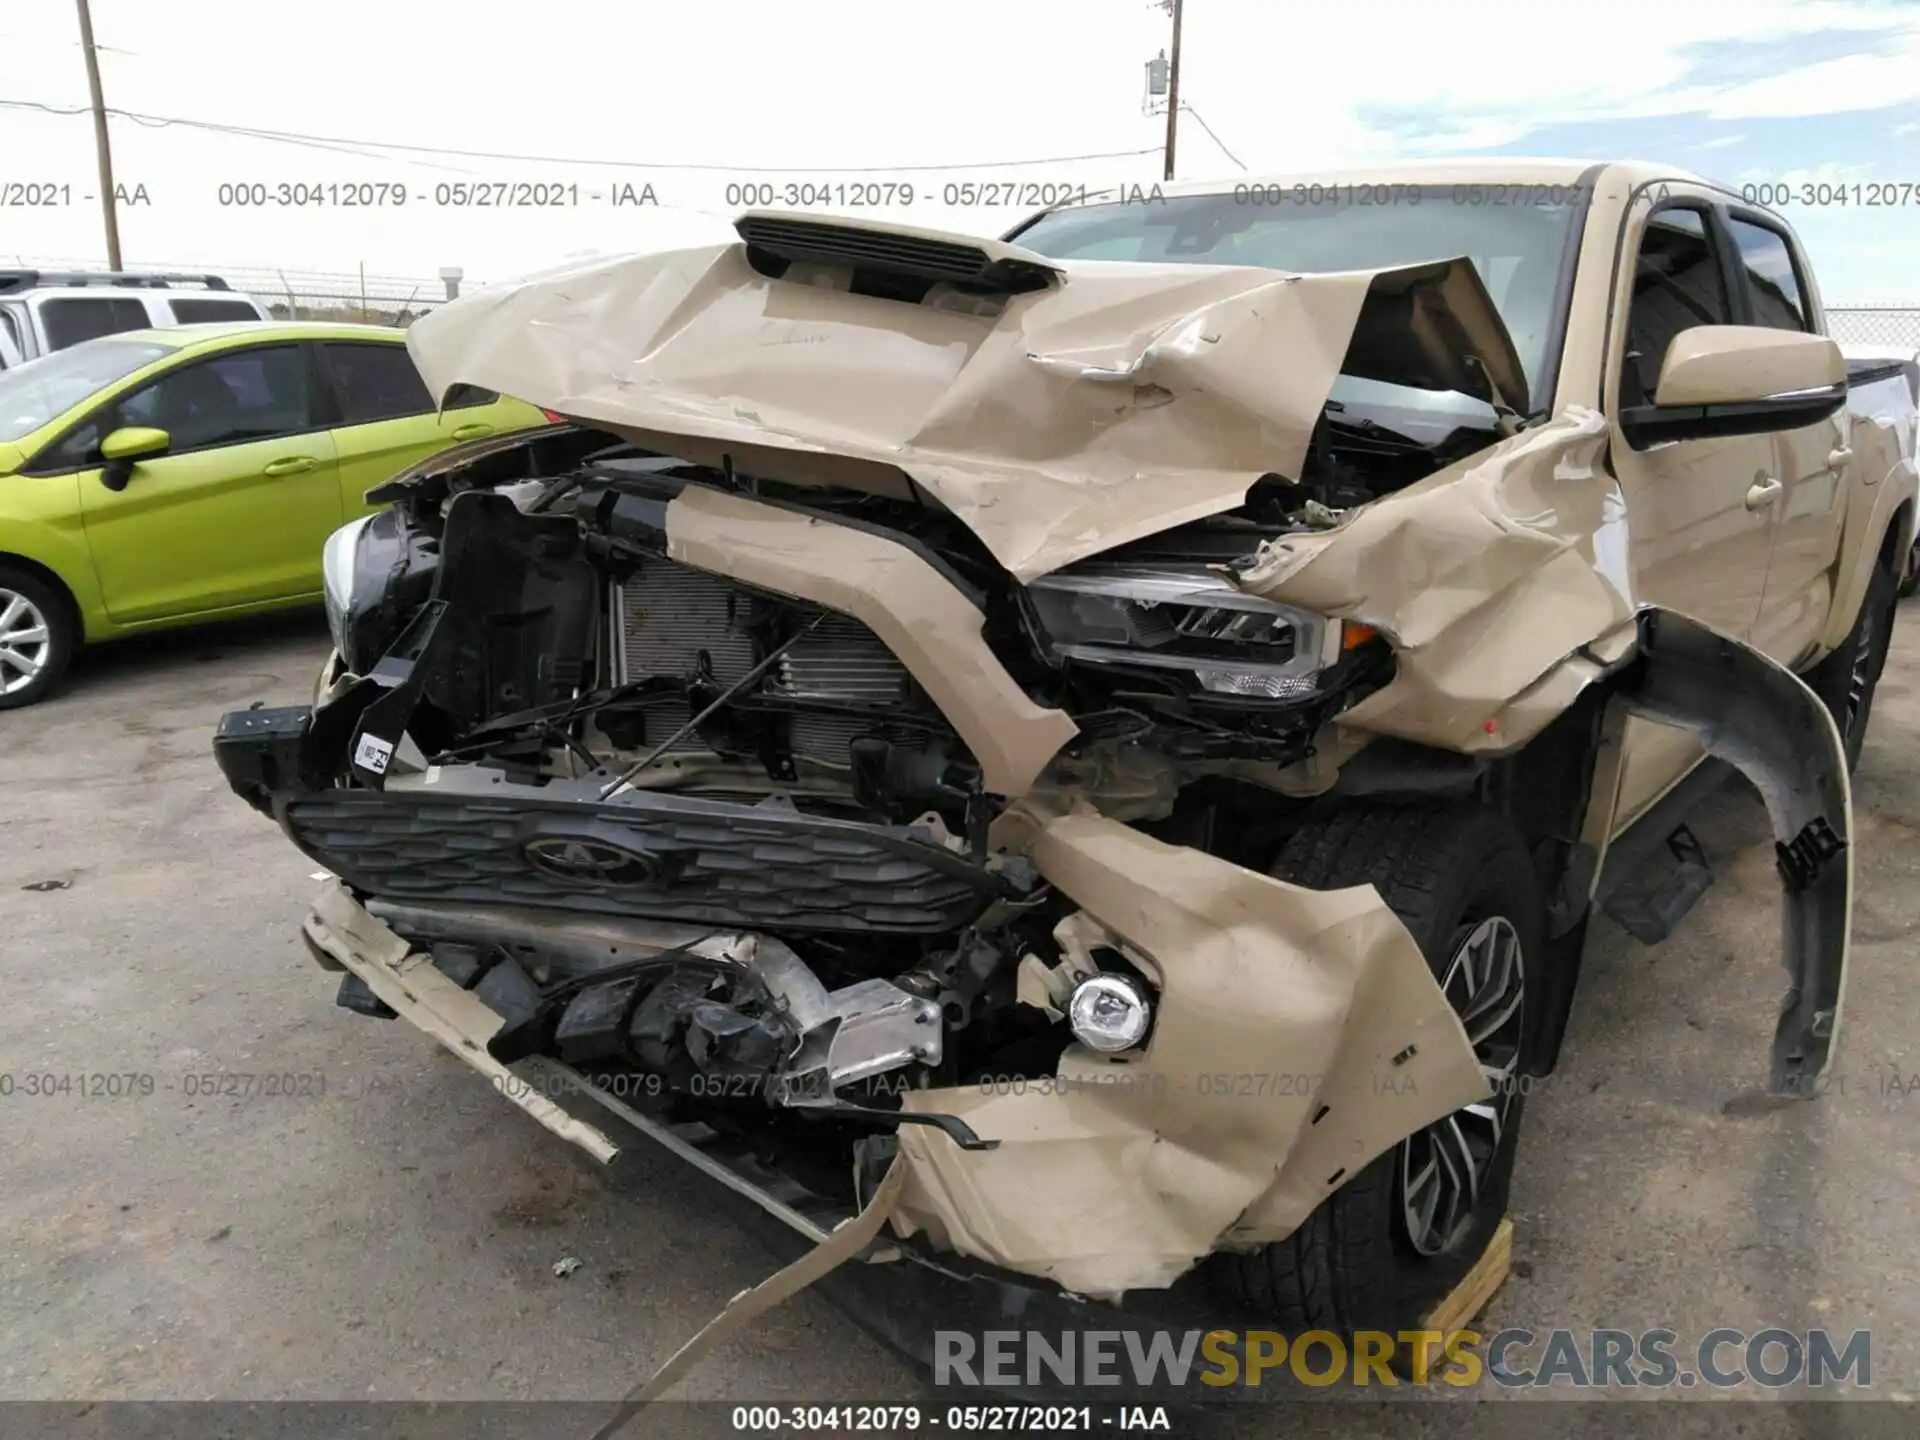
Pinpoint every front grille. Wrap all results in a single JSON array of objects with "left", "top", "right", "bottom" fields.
[
  {"left": 283, "top": 790, "right": 994, "bottom": 932},
  {"left": 611, "top": 560, "right": 921, "bottom": 764}
]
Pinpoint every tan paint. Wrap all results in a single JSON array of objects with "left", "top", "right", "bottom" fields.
[
  {"left": 663, "top": 483, "right": 1079, "bottom": 797},
  {"left": 615, "top": 1155, "right": 908, "bottom": 1411},
  {"left": 1653, "top": 326, "right": 1845, "bottom": 407},
  {"left": 301, "top": 883, "right": 623, "bottom": 1164},
  {"left": 886, "top": 809, "right": 1486, "bottom": 1299},
  {"left": 1233, "top": 406, "right": 1629, "bottom": 755},
  {"left": 406, "top": 237, "right": 1516, "bottom": 582},
  {"left": 1816, "top": 400, "right": 1918, "bottom": 656}
]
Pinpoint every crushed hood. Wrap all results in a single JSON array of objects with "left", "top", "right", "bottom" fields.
[{"left": 406, "top": 212, "right": 1527, "bottom": 581}]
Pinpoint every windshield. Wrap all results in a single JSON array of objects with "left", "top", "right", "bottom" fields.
[
  {"left": 0, "top": 338, "right": 170, "bottom": 444},
  {"left": 1009, "top": 185, "right": 1583, "bottom": 413}
]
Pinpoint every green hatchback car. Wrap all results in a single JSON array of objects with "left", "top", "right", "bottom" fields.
[{"left": 0, "top": 321, "right": 551, "bottom": 708}]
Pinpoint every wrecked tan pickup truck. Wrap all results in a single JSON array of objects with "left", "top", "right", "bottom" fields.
[{"left": 216, "top": 161, "right": 1915, "bottom": 1338}]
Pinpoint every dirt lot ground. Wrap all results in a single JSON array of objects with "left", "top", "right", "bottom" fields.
[{"left": 2, "top": 603, "right": 1917, "bottom": 1437}]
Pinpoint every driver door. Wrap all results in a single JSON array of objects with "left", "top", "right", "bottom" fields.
[
  {"left": 73, "top": 343, "right": 342, "bottom": 623},
  {"left": 1605, "top": 193, "right": 1777, "bottom": 826}
]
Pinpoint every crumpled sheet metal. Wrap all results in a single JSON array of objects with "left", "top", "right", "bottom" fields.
[
  {"left": 1235, "top": 405, "right": 1636, "bottom": 753},
  {"left": 406, "top": 235, "right": 1475, "bottom": 582},
  {"left": 886, "top": 811, "right": 1487, "bottom": 1300},
  {"left": 663, "top": 483, "right": 1078, "bottom": 797}
]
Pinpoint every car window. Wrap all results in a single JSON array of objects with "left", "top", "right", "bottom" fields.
[
  {"left": 48, "top": 345, "right": 315, "bottom": 464},
  {"left": 0, "top": 338, "right": 171, "bottom": 445},
  {"left": 167, "top": 298, "right": 266, "bottom": 325},
  {"left": 444, "top": 382, "right": 500, "bottom": 409},
  {"left": 1619, "top": 208, "right": 1730, "bottom": 408},
  {"left": 1726, "top": 219, "right": 1809, "bottom": 333},
  {"left": 323, "top": 341, "right": 433, "bottom": 424},
  {"left": 39, "top": 297, "right": 153, "bottom": 351}
]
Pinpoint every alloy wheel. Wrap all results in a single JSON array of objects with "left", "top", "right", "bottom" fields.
[
  {"left": 0, "top": 588, "right": 51, "bottom": 697},
  {"left": 1398, "top": 914, "right": 1526, "bottom": 1257}
]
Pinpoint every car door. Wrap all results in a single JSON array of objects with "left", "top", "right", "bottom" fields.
[
  {"left": 1605, "top": 193, "right": 1779, "bottom": 827},
  {"left": 1722, "top": 212, "right": 1850, "bottom": 666},
  {"left": 435, "top": 381, "right": 542, "bottom": 449},
  {"left": 72, "top": 343, "right": 342, "bottom": 622},
  {"left": 317, "top": 340, "right": 465, "bottom": 521}
]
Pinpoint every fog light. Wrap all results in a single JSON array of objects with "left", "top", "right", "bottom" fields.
[{"left": 1067, "top": 973, "right": 1152, "bottom": 1053}]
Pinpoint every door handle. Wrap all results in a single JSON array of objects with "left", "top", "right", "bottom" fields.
[
  {"left": 450, "top": 423, "right": 493, "bottom": 440},
  {"left": 1745, "top": 477, "right": 1784, "bottom": 511},
  {"left": 262, "top": 456, "right": 318, "bottom": 477}
]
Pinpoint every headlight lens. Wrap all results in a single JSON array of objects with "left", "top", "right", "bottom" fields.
[
  {"left": 320, "top": 515, "right": 375, "bottom": 661},
  {"left": 1025, "top": 565, "right": 1351, "bottom": 699}
]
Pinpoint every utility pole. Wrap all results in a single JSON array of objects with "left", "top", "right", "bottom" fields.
[
  {"left": 74, "top": 0, "right": 122, "bottom": 269},
  {"left": 1161, "top": 0, "right": 1183, "bottom": 182}
]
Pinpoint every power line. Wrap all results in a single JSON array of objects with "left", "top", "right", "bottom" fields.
[
  {"left": 1179, "top": 103, "right": 1247, "bottom": 171},
  {"left": 0, "top": 97, "right": 1164, "bottom": 174}
]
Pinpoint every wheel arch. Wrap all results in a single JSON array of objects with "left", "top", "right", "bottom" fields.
[
  {"left": 0, "top": 549, "right": 87, "bottom": 642},
  {"left": 1817, "top": 457, "right": 1917, "bottom": 656}
]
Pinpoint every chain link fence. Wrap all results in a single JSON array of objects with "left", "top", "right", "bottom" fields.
[
  {"left": 228, "top": 267, "right": 447, "bottom": 327},
  {"left": 1825, "top": 308, "right": 1920, "bottom": 349},
  {"left": 9, "top": 256, "right": 451, "bottom": 327}
]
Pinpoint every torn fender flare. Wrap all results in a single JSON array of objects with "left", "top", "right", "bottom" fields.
[{"left": 1616, "top": 610, "right": 1852, "bottom": 1096}]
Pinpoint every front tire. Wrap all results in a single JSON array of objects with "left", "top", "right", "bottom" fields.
[
  {"left": 1213, "top": 804, "right": 1545, "bottom": 1334},
  {"left": 0, "top": 565, "right": 76, "bottom": 711}
]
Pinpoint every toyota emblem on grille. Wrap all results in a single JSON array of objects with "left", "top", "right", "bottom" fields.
[{"left": 522, "top": 836, "right": 665, "bottom": 887}]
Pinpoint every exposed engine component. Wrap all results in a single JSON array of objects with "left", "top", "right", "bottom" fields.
[{"left": 606, "top": 558, "right": 929, "bottom": 774}]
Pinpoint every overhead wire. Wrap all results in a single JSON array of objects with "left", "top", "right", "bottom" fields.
[
  {"left": 0, "top": 98, "right": 1166, "bottom": 174},
  {"left": 1178, "top": 103, "right": 1248, "bottom": 170}
]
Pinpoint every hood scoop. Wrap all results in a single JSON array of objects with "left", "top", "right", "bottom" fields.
[{"left": 735, "top": 212, "right": 1061, "bottom": 299}]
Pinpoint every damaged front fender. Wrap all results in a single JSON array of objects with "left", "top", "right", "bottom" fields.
[
  {"left": 1232, "top": 406, "right": 1852, "bottom": 1097},
  {"left": 886, "top": 809, "right": 1488, "bottom": 1300}
]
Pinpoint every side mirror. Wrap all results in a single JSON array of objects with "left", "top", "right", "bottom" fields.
[
  {"left": 1621, "top": 326, "right": 1845, "bottom": 449},
  {"left": 98, "top": 426, "right": 171, "bottom": 492}
]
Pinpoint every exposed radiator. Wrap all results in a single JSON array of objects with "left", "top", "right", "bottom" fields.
[{"left": 609, "top": 559, "right": 919, "bottom": 763}]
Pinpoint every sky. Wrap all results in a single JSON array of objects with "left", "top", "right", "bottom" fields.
[{"left": 2, "top": 0, "right": 1918, "bottom": 300}]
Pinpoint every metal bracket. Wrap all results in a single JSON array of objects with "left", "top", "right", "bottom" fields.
[{"left": 1776, "top": 817, "right": 1846, "bottom": 892}]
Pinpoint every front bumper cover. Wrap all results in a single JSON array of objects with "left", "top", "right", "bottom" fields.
[{"left": 296, "top": 801, "right": 1489, "bottom": 1304}]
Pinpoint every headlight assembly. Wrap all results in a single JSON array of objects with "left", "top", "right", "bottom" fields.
[
  {"left": 318, "top": 509, "right": 441, "bottom": 676},
  {"left": 320, "top": 515, "right": 375, "bottom": 661},
  {"left": 1024, "top": 564, "right": 1368, "bottom": 699}
]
